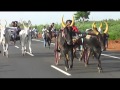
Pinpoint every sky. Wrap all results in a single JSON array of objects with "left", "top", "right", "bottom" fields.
[{"left": 0, "top": 11, "right": 120, "bottom": 26}]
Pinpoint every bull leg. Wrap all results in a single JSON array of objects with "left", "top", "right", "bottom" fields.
[
  {"left": 24, "top": 40, "right": 27, "bottom": 53},
  {"left": 22, "top": 46, "right": 25, "bottom": 56},
  {"left": 80, "top": 45, "right": 86, "bottom": 62},
  {"left": 93, "top": 51, "right": 103, "bottom": 73},
  {"left": 28, "top": 40, "right": 32, "bottom": 54},
  {"left": 84, "top": 48, "right": 91, "bottom": 67},
  {"left": 73, "top": 48, "right": 78, "bottom": 59},
  {"left": 82, "top": 48, "right": 86, "bottom": 63},
  {"left": 20, "top": 40, "right": 21, "bottom": 45},
  {"left": 48, "top": 39, "right": 50, "bottom": 49},
  {"left": 69, "top": 48, "right": 74, "bottom": 69},
  {"left": 3, "top": 43, "right": 6, "bottom": 56},
  {"left": 79, "top": 49, "right": 83, "bottom": 61},
  {"left": 86, "top": 48, "right": 91, "bottom": 65},
  {"left": 58, "top": 46, "right": 61, "bottom": 60},
  {"left": 14, "top": 40, "right": 16, "bottom": 45},
  {"left": 49, "top": 39, "right": 51, "bottom": 49},
  {"left": 21, "top": 41, "right": 25, "bottom": 56},
  {"left": 97, "top": 53, "right": 103, "bottom": 73},
  {"left": 58, "top": 52, "right": 61, "bottom": 60},
  {"left": 83, "top": 48, "right": 89, "bottom": 67},
  {"left": 6, "top": 43, "right": 9, "bottom": 58},
  {"left": 90, "top": 50, "right": 94, "bottom": 59},
  {"left": 20, "top": 36, "right": 22, "bottom": 45},
  {"left": 84, "top": 49, "right": 87, "bottom": 67},
  {"left": 63, "top": 50, "right": 69, "bottom": 71},
  {"left": 97, "top": 58, "right": 102, "bottom": 73}
]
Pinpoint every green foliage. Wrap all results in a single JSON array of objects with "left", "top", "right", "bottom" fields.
[
  {"left": 54, "top": 23, "right": 61, "bottom": 30},
  {"left": 74, "top": 11, "right": 90, "bottom": 21}
]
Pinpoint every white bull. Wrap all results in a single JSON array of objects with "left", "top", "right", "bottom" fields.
[
  {"left": 19, "top": 20, "right": 32, "bottom": 56},
  {"left": 0, "top": 20, "right": 13, "bottom": 57}
]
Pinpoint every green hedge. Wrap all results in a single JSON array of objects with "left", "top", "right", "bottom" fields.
[{"left": 34, "top": 19, "right": 120, "bottom": 40}]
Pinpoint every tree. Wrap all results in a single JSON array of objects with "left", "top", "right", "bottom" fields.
[{"left": 74, "top": 11, "right": 90, "bottom": 22}]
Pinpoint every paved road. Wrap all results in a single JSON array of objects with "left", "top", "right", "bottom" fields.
[{"left": 0, "top": 38, "right": 120, "bottom": 78}]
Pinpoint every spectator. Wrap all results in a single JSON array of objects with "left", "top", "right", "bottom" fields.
[{"left": 42, "top": 26, "right": 47, "bottom": 47}]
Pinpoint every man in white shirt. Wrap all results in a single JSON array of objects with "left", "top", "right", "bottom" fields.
[
  {"left": 42, "top": 26, "right": 47, "bottom": 38},
  {"left": 42, "top": 26, "right": 47, "bottom": 47}
]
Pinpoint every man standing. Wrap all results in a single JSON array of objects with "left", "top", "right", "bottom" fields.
[{"left": 42, "top": 26, "right": 47, "bottom": 47}]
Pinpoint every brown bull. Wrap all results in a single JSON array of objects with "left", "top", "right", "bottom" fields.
[
  {"left": 56, "top": 16, "right": 75, "bottom": 71},
  {"left": 80, "top": 21, "right": 108, "bottom": 73}
]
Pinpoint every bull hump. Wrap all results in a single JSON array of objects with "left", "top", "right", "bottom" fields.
[{"left": 86, "top": 35, "right": 91, "bottom": 39}]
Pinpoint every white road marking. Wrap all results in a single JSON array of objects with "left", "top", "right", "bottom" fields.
[
  {"left": 32, "top": 39, "right": 44, "bottom": 42},
  {"left": 26, "top": 52, "right": 34, "bottom": 56},
  {"left": 33, "top": 39, "right": 120, "bottom": 59},
  {"left": 101, "top": 54, "right": 120, "bottom": 59},
  {"left": 51, "top": 65, "right": 71, "bottom": 76},
  {"left": 32, "top": 39, "right": 55, "bottom": 45},
  {"left": 33, "top": 39, "right": 120, "bottom": 75},
  {"left": 14, "top": 45, "right": 34, "bottom": 56},
  {"left": 34, "top": 39, "right": 70, "bottom": 76},
  {"left": 15, "top": 46, "right": 19, "bottom": 48}
]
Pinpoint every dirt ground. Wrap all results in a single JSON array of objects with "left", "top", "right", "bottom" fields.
[
  {"left": 38, "top": 34, "right": 120, "bottom": 51},
  {"left": 107, "top": 40, "right": 120, "bottom": 51}
]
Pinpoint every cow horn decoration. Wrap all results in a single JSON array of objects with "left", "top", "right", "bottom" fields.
[
  {"left": 104, "top": 21, "right": 108, "bottom": 34},
  {"left": 92, "top": 22, "right": 99, "bottom": 35},
  {"left": 61, "top": 16, "right": 66, "bottom": 28},
  {"left": 99, "top": 22, "right": 102, "bottom": 29},
  {"left": 61, "top": 16, "right": 75, "bottom": 28}
]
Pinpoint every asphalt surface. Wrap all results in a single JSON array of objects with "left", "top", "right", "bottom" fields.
[{"left": 0, "top": 38, "right": 120, "bottom": 78}]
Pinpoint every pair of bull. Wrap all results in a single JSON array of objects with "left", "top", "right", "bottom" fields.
[
  {"left": 0, "top": 19, "right": 32, "bottom": 57},
  {"left": 56, "top": 16, "right": 108, "bottom": 73},
  {"left": 80, "top": 21, "right": 108, "bottom": 73}
]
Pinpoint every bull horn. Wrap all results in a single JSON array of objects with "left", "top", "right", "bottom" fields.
[
  {"left": 70, "top": 16, "right": 74, "bottom": 26},
  {"left": 22, "top": 21, "right": 26, "bottom": 28},
  {"left": 20, "top": 19, "right": 26, "bottom": 29},
  {"left": 61, "top": 16, "right": 66, "bottom": 28},
  {"left": 104, "top": 21, "right": 108, "bottom": 34},
  {"left": 92, "top": 22, "right": 99, "bottom": 35},
  {"left": 0, "top": 20, "right": 3, "bottom": 28},
  {"left": 92, "top": 22, "right": 96, "bottom": 29},
  {"left": 0, "top": 19, "right": 7, "bottom": 27},
  {"left": 28, "top": 24, "right": 31, "bottom": 28},
  {"left": 28, "top": 22, "right": 32, "bottom": 28},
  {"left": 99, "top": 22, "right": 102, "bottom": 29}
]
